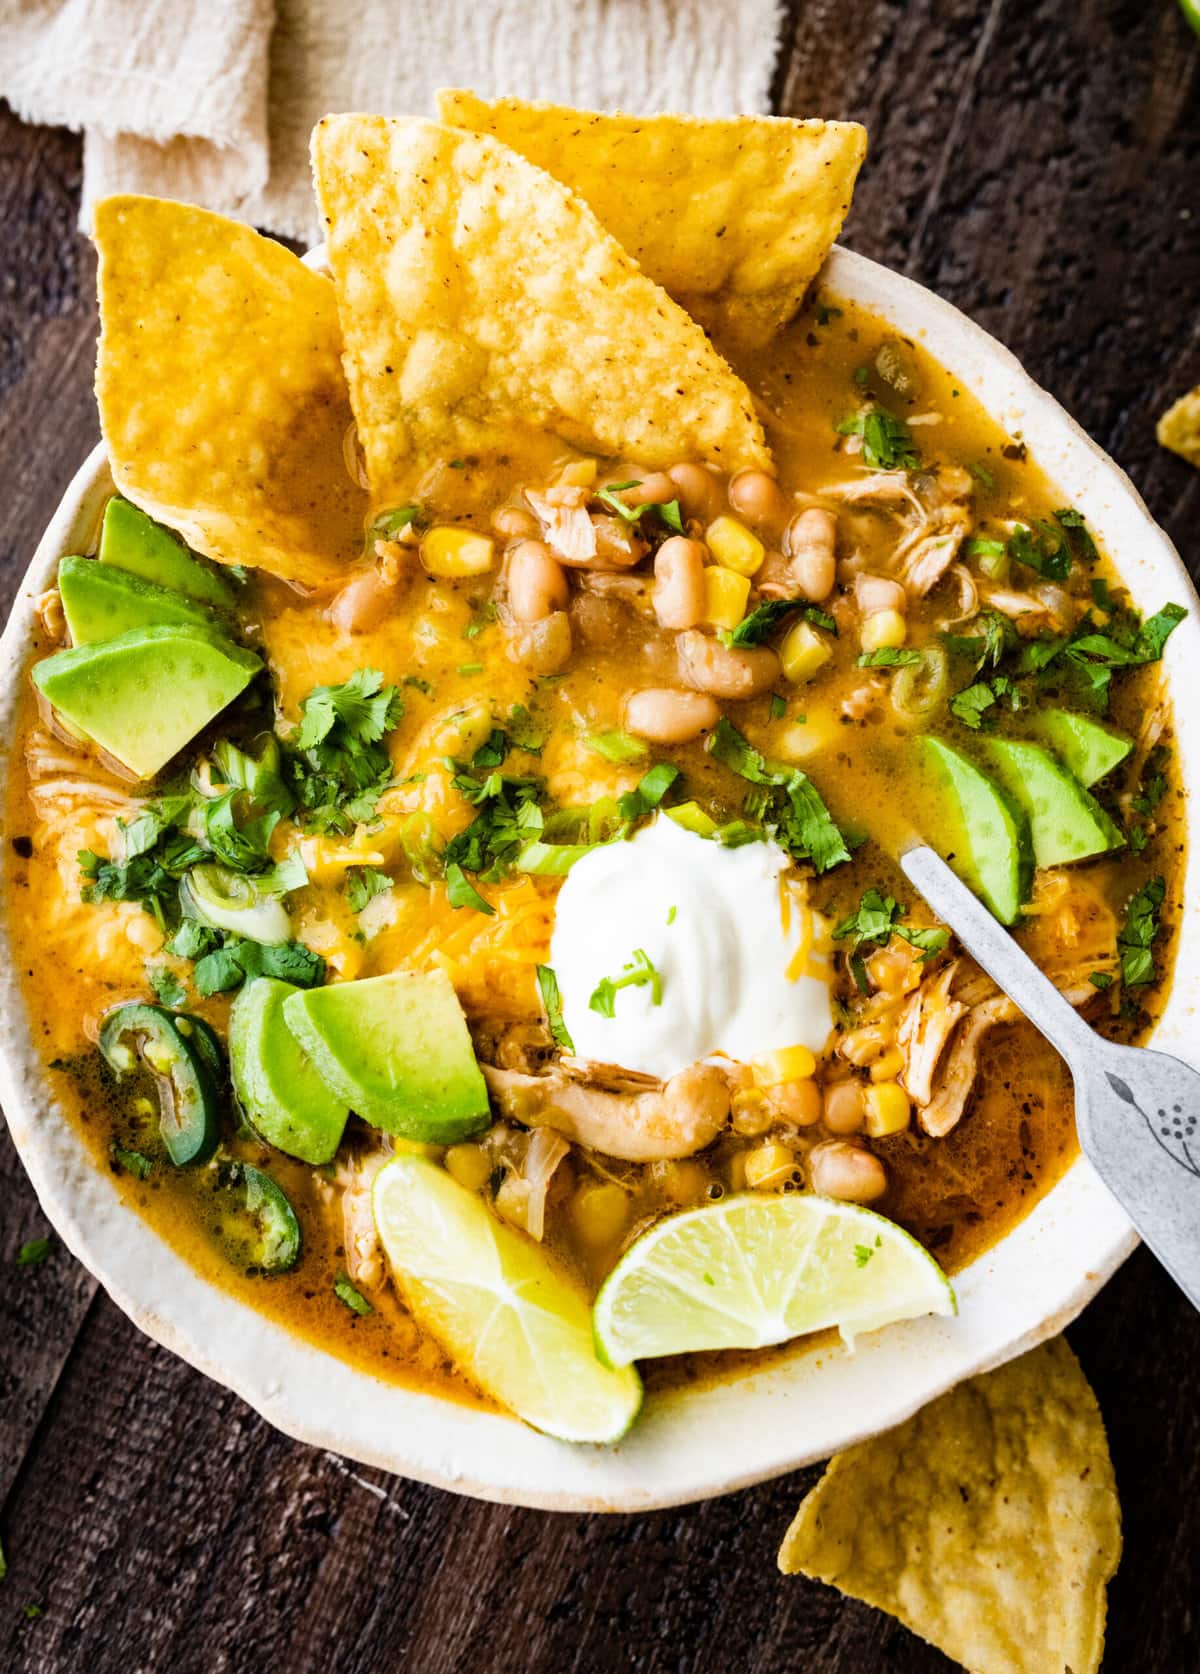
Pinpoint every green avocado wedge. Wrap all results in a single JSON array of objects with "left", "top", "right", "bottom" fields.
[
  {"left": 31, "top": 623, "right": 261, "bottom": 780},
  {"left": 283, "top": 970, "right": 490, "bottom": 1144},
  {"left": 984, "top": 738, "right": 1125, "bottom": 868},
  {"left": 1029, "top": 708, "right": 1133, "bottom": 788},
  {"left": 99, "top": 497, "right": 237, "bottom": 609},
  {"left": 921, "top": 736, "right": 1032, "bottom": 924},
  {"left": 58, "top": 555, "right": 218, "bottom": 645},
  {"left": 230, "top": 978, "right": 350, "bottom": 1165}
]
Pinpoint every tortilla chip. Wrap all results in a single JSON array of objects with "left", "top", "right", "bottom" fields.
[
  {"left": 310, "top": 115, "right": 770, "bottom": 515},
  {"left": 1157, "top": 386, "right": 1200, "bottom": 467},
  {"left": 94, "top": 196, "right": 368, "bottom": 589},
  {"left": 436, "top": 91, "right": 866, "bottom": 351},
  {"left": 779, "top": 1338, "right": 1120, "bottom": 1674}
]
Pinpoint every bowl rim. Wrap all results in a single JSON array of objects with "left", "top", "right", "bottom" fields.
[{"left": 1, "top": 242, "right": 1195, "bottom": 1511}]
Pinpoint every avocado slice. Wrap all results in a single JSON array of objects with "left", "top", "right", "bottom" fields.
[
  {"left": 230, "top": 978, "right": 350, "bottom": 1165},
  {"left": 59, "top": 555, "right": 218, "bottom": 646},
  {"left": 984, "top": 738, "right": 1125, "bottom": 868},
  {"left": 1030, "top": 708, "right": 1132, "bottom": 788},
  {"left": 921, "top": 737, "right": 1033, "bottom": 924},
  {"left": 282, "top": 970, "right": 490, "bottom": 1144},
  {"left": 99, "top": 497, "right": 236, "bottom": 609},
  {"left": 31, "top": 623, "right": 261, "bottom": 780}
]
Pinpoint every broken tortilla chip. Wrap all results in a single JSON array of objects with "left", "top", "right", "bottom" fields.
[
  {"left": 436, "top": 91, "right": 866, "bottom": 351},
  {"left": 778, "top": 1337, "right": 1120, "bottom": 1674},
  {"left": 1157, "top": 386, "right": 1200, "bottom": 467},
  {"left": 309, "top": 115, "right": 770, "bottom": 515},
  {"left": 94, "top": 196, "right": 368, "bottom": 589}
]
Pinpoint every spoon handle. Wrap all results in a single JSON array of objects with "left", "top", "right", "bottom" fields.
[
  {"left": 901, "top": 844, "right": 1200, "bottom": 1312},
  {"left": 898, "top": 845, "right": 1095, "bottom": 1063}
]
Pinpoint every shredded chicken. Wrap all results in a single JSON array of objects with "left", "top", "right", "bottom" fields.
[
  {"left": 339, "top": 1146, "right": 394, "bottom": 1293},
  {"left": 897, "top": 961, "right": 968, "bottom": 1106},
  {"left": 823, "top": 470, "right": 925, "bottom": 515},
  {"left": 482, "top": 1060, "right": 730, "bottom": 1161},
  {"left": 25, "top": 728, "right": 145, "bottom": 816},
  {"left": 525, "top": 485, "right": 597, "bottom": 563}
]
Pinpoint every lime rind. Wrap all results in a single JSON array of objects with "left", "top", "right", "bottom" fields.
[
  {"left": 593, "top": 1194, "right": 956, "bottom": 1368},
  {"left": 372, "top": 1155, "right": 642, "bottom": 1444}
]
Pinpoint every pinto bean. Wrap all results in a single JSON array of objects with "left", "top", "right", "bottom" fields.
[
  {"left": 667, "top": 462, "right": 725, "bottom": 522},
  {"left": 808, "top": 1140, "right": 887, "bottom": 1203},
  {"left": 491, "top": 504, "right": 539, "bottom": 541},
  {"left": 625, "top": 687, "right": 721, "bottom": 743},
  {"left": 507, "top": 541, "right": 569, "bottom": 622},
  {"left": 652, "top": 537, "right": 707, "bottom": 629},
  {"left": 677, "top": 628, "right": 781, "bottom": 700},
  {"left": 782, "top": 508, "right": 838, "bottom": 601},
  {"left": 506, "top": 609, "right": 572, "bottom": 675},
  {"left": 822, "top": 1080, "right": 866, "bottom": 1134},
  {"left": 729, "top": 469, "right": 787, "bottom": 530},
  {"left": 328, "top": 566, "right": 401, "bottom": 634},
  {"left": 854, "top": 573, "right": 907, "bottom": 616},
  {"left": 618, "top": 471, "right": 676, "bottom": 508}
]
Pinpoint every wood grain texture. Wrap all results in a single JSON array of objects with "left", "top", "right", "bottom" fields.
[{"left": 1, "top": 1, "right": 1199, "bottom": 1665}]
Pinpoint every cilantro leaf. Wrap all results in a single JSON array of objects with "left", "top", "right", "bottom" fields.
[
  {"left": 725, "top": 599, "right": 836, "bottom": 649},
  {"left": 147, "top": 965, "right": 186, "bottom": 1008},
  {"left": 16, "top": 1237, "right": 52, "bottom": 1267},
  {"left": 857, "top": 648, "right": 922, "bottom": 668},
  {"left": 707, "top": 718, "right": 849, "bottom": 873},
  {"left": 111, "top": 1144, "right": 153, "bottom": 1179},
  {"left": 536, "top": 964, "right": 575, "bottom": 1051},
  {"left": 949, "top": 682, "right": 998, "bottom": 730},
  {"left": 445, "top": 861, "right": 495, "bottom": 914},
  {"left": 193, "top": 936, "right": 324, "bottom": 996},
  {"left": 1117, "top": 875, "right": 1166, "bottom": 987},
  {"left": 832, "top": 888, "right": 948, "bottom": 991},
  {"left": 589, "top": 949, "right": 663, "bottom": 1017},
  {"left": 346, "top": 867, "right": 392, "bottom": 913},
  {"left": 287, "top": 669, "right": 403, "bottom": 834},
  {"left": 835, "top": 405, "right": 921, "bottom": 470}
]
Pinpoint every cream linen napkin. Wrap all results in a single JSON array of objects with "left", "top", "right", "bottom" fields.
[{"left": 0, "top": 0, "right": 783, "bottom": 244}]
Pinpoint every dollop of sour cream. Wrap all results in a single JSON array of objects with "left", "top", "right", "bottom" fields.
[{"left": 549, "top": 815, "right": 834, "bottom": 1081}]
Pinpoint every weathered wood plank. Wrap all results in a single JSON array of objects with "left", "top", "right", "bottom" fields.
[{"left": 1, "top": 3, "right": 1200, "bottom": 1667}]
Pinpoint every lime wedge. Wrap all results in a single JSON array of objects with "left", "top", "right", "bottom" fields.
[
  {"left": 593, "top": 1194, "right": 956, "bottom": 1367},
  {"left": 372, "top": 1155, "right": 642, "bottom": 1443}
]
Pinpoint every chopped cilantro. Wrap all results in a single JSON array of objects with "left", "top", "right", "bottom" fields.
[
  {"left": 595, "top": 481, "right": 684, "bottom": 532},
  {"left": 589, "top": 949, "right": 663, "bottom": 1018},
  {"left": 617, "top": 763, "right": 680, "bottom": 823},
  {"left": 835, "top": 405, "right": 921, "bottom": 470},
  {"left": 769, "top": 693, "right": 787, "bottom": 721},
  {"left": 857, "top": 648, "right": 923, "bottom": 668},
  {"left": 725, "top": 599, "right": 837, "bottom": 648},
  {"left": 1131, "top": 744, "right": 1170, "bottom": 818},
  {"left": 444, "top": 769, "right": 544, "bottom": 883},
  {"left": 458, "top": 662, "right": 484, "bottom": 676},
  {"left": 471, "top": 727, "right": 510, "bottom": 770},
  {"left": 1089, "top": 971, "right": 1114, "bottom": 990},
  {"left": 536, "top": 964, "right": 575, "bottom": 1051},
  {"left": 346, "top": 867, "right": 392, "bottom": 914},
  {"left": 507, "top": 703, "right": 548, "bottom": 754},
  {"left": 1117, "top": 876, "right": 1166, "bottom": 987},
  {"left": 334, "top": 1271, "right": 373, "bottom": 1316},
  {"left": 193, "top": 936, "right": 324, "bottom": 997},
  {"left": 287, "top": 668, "right": 403, "bottom": 834},
  {"left": 815, "top": 301, "right": 843, "bottom": 326},
  {"left": 111, "top": 1144, "right": 153, "bottom": 1179},
  {"left": 148, "top": 965, "right": 186, "bottom": 1008},
  {"left": 833, "top": 888, "right": 948, "bottom": 991},
  {"left": 371, "top": 505, "right": 421, "bottom": 539},
  {"left": 402, "top": 674, "right": 432, "bottom": 695},
  {"left": 707, "top": 718, "right": 849, "bottom": 873},
  {"left": 445, "top": 861, "right": 494, "bottom": 915},
  {"left": 16, "top": 1236, "right": 52, "bottom": 1267}
]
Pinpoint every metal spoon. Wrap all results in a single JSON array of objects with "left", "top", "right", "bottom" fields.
[{"left": 900, "top": 843, "right": 1200, "bottom": 1311}]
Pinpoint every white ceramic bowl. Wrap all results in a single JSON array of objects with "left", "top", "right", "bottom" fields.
[{"left": 2, "top": 246, "right": 1197, "bottom": 1511}]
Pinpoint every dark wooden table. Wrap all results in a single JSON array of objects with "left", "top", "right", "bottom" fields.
[{"left": 2, "top": 5, "right": 1198, "bottom": 1669}]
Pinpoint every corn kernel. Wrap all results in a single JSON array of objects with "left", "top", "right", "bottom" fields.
[
  {"left": 731, "top": 1088, "right": 773, "bottom": 1137},
  {"left": 705, "top": 515, "right": 765, "bottom": 576},
  {"left": 702, "top": 564, "right": 752, "bottom": 629},
  {"left": 420, "top": 525, "right": 496, "bottom": 578},
  {"left": 744, "top": 1142, "right": 798, "bottom": 1191},
  {"left": 864, "top": 1081, "right": 912, "bottom": 1137},
  {"left": 444, "top": 1142, "right": 493, "bottom": 1193},
  {"left": 654, "top": 1158, "right": 709, "bottom": 1205},
  {"left": 780, "top": 618, "right": 833, "bottom": 684},
  {"left": 752, "top": 1044, "right": 817, "bottom": 1086},
  {"left": 556, "top": 457, "right": 597, "bottom": 488},
  {"left": 570, "top": 1181, "right": 630, "bottom": 1247},
  {"left": 860, "top": 608, "right": 907, "bottom": 653},
  {"left": 869, "top": 1047, "right": 907, "bottom": 1082}
]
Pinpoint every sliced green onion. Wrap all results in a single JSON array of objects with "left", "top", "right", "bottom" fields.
[
  {"left": 890, "top": 647, "right": 948, "bottom": 723},
  {"left": 180, "top": 864, "right": 291, "bottom": 944},
  {"left": 664, "top": 801, "right": 718, "bottom": 838},
  {"left": 585, "top": 729, "right": 647, "bottom": 764},
  {"left": 516, "top": 840, "right": 602, "bottom": 876}
]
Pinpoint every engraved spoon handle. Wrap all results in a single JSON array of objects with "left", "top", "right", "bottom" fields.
[{"left": 900, "top": 844, "right": 1200, "bottom": 1312}]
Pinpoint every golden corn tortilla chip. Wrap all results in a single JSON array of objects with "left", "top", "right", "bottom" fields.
[
  {"left": 95, "top": 196, "right": 368, "bottom": 589},
  {"left": 310, "top": 115, "right": 771, "bottom": 514},
  {"left": 1157, "top": 386, "right": 1200, "bottom": 467},
  {"left": 436, "top": 91, "right": 866, "bottom": 351},
  {"left": 779, "top": 1338, "right": 1120, "bottom": 1674}
]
